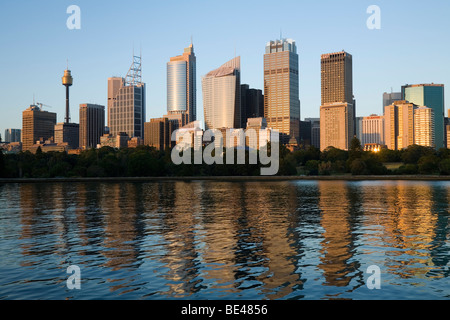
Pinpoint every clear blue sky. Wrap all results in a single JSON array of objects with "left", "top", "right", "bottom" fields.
[{"left": 1, "top": 0, "right": 450, "bottom": 137}]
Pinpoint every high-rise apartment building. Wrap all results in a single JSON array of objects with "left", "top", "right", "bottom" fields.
[
  {"left": 414, "top": 106, "right": 435, "bottom": 148},
  {"left": 108, "top": 55, "right": 146, "bottom": 139},
  {"left": 202, "top": 56, "right": 241, "bottom": 130},
  {"left": 402, "top": 84, "right": 444, "bottom": 149},
  {"left": 320, "top": 51, "right": 355, "bottom": 151},
  {"left": 79, "top": 104, "right": 105, "bottom": 149},
  {"left": 384, "top": 101, "right": 416, "bottom": 150},
  {"left": 22, "top": 105, "right": 57, "bottom": 152},
  {"left": 167, "top": 44, "right": 196, "bottom": 123},
  {"left": 264, "top": 38, "right": 300, "bottom": 145},
  {"left": 4, "top": 129, "right": 21, "bottom": 143}
]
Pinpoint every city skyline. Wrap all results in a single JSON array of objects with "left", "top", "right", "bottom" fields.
[{"left": 2, "top": 1, "right": 450, "bottom": 137}]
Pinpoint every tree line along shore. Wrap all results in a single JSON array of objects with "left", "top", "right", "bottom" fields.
[{"left": 1, "top": 138, "right": 450, "bottom": 179}]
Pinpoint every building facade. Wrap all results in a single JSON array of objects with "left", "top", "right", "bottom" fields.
[
  {"left": 305, "top": 118, "right": 321, "bottom": 149},
  {"left": 107, "top": 56, "right": 146, "bottom": 139},
  {"left": 54, "top": 123, "right": 79, "bottom": 149},
  {"left": 384, "top": 101, "right": 416, "bottom": 150},
  {"left": 167, "top": 44, "right": 196, "bottom": 123},
  {"left": 319, "top": 51, "right": 355, "bottom": 151},
  {"left": 264, "top": 38, "right": 300, "bottom": 145},
  {"left": 414, "top": 106, "right": 435, "bottom": 148},
  {"left": 79, "top": 103, "right": 105, "bottom": 149},
  {"left": 144, "top": 118, "right": 178, "bottom": 151},
  {"left": 22, "top": 105, "right": 57, "bottom": 152},
  {"left": 202, "top": 56, "right": 241, "bottom": 130},
  {"left": 402, "top": 84, "right": 444, "bottom": 149},
  {"left": 361, "top": 115, "right": 385, "bottom": 146},
  {"left": 4, "top": 129, "right": 21, "bottom": 143},
  {"left": 383, "top": 92, "right": 402, "bottom": 110},
  {"left": 241, "top": 84, "right": 264, "bottom": 129}
]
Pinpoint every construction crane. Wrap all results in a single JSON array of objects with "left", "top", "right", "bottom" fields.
[{"left": 36, "top": 102, "right": 53, "bottom": 110}]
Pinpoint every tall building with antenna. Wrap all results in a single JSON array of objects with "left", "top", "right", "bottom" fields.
[
  {"left": 54, "top": 66, "right": 79, "bottom": 149},
  {"left": 108, "top": 54, "right": 146, "bottom": 139},
  {"left": 167, "top": 42, "right": 196, "bottom": 124}
]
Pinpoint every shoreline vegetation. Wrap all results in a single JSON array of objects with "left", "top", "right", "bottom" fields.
[
  {"left": 1, "top": 137, "right": 450, "bottom": 183},
  {"left": 0, "top": 175, "right": 449, "bottom": 184}
]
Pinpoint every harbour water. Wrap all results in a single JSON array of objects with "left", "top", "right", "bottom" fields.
[{"left": 0, "top": 180, "right": 449, "bottom": 300}]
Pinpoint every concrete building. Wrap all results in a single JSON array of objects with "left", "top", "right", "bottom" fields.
[
  {"left": 144, "top": 118, "right": 178, "bottom": 151},
  {"left": 107, "top": 55, "right": 146, "bottom": 139},
  {"left": 320, "top": 51, "right": 355, "bottom": 151},
  {"left": 402, "top": 84, "right": 445, "bottom": 149},
  {"left": 22, "top": 104, "right": 57, "bottom": 152},
  {"left": 54, "top": 123, "right": 79, "bottom": 149},
  {"left": 100, "top": 132, "right": 129, "bottom": 149},
  {"left": 167, "top": 43, "right": 196, "bottom": 123},
  {"left": 202, "top": 56, "right": 241, "bottom": 130},
  {"left": 79, "top": 104, "right": 105, "bottom": 150},
  {"left": 264, "top": 38, "right": 300, "bottom": 145},
  {"left": 4, "top": 129, "right": 21, "bottom": 143},
  {"left": 384, "top": 101, "right": 416, "bottom": 150},
  {"left": 414, "top": 106, "right": 435, "bottom": 148},
  {"left": 361, "top": 115, "right": 385, "bottom": 147}
]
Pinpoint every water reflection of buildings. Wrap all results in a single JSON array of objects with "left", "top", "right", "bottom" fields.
[
  {"left": 317, "top": 181, "right": 362, "bottom": 291},
  {"left": 372, "top": 182, "right": 439, "bottom": 280}
]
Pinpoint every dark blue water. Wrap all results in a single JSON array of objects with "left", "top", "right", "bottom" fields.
[{"left": 0, "top": 180, "right": 449, "bottom": 300}]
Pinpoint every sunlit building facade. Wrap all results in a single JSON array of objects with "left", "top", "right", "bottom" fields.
[
  {"left": 320, "top": 51, "right": 355, "bottom": 151},
  {"left": 402, "top": 84, "right": 444, "bottom": 149},
  {"left": 414, "top": 106, "right": 435, "bottom": 148},
  {"left": 264, "top": 38, "right": 300, "bottom": 145},
  {"left": 202, "top": 56, "right": 241, "bottom": 130},
  {"left": 167, "top": 44, "right": 196, "bottom": 123}
]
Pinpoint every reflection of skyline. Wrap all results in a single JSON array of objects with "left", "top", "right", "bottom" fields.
[
  {"left": 10, "top": 180, "right": 450, "bottom": 299},
  {"left": 317, "top": 181, "right": 362, "bottom": 290}
]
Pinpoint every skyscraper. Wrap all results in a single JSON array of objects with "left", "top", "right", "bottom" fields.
[
  {"left": 320, "top": 51, "right": 355, "bottom": 151},
  {"left": 202, "top": 56, "right": 241, "bottom": 130},
  {"left": 264, "top": 38, "right": 300, "bottom": 145},
  {"left": 4, "top": 129, "right": 21, "bottom": 143},
  {"left": 167, "top": 43, "right": 196, "bottom": 123},
  {"left": 79, "top": 104, "right": 105, "bottom": 149},
  {"left": 414, "top": 106, "right": 435, "bottom": 148},
  {"left": 108, "top": 55, "right": 146, "bottom": 139},
  {"left": 22, "top": 104, "right": 57, "bottom": 152},
  {"left": 402, "top": 84, "right": 444, "bottom": 149}
]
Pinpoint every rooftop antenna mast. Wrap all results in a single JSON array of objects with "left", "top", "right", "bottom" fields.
[{"left": 125, "top": 49, "right": 142, "bottom": 86}]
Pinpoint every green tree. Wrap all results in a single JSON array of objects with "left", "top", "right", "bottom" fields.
[
  {"left": 418, "top": 155, "right": 440, "bottom": 174},
  {"left": 0, "top": 150, "right": 5, "bottom": 178},
  {"left": 402, "top": 145, "right": 435, "bottom": 164},
  {"left": 351, "top": 158, "right": 368, "bottom": 175},
  {"left": 439, "top": 158, "right": 450, "bottom": 175},
  {"left": 305, "top": 160, "right": 320, "bottom": 176}
]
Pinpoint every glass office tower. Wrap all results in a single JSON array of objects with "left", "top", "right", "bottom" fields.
[
  {"left": 167, "top": 44, "right": 196, "bottom": 123},
  {"left": 402, "top": 84, "right": 444, "bottom": 149}
]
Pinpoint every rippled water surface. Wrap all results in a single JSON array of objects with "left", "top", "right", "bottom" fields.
[{"left": 0, "top": 180, "right": 449, "bottom": 300}]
